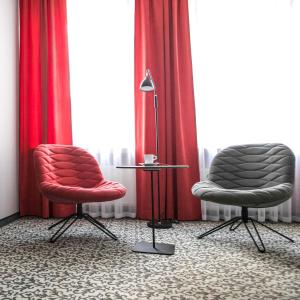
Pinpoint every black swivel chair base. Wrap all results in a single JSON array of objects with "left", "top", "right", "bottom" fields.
[
  {"left": 197, "top": 207, "right": 294, "bottom": 253},
  {"left": 48, "top": 203, "right": 118, "bottom": 243}
]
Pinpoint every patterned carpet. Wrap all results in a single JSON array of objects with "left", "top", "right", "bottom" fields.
[{"left": 0, "top": 218, "right": 300, "bottom": 300}]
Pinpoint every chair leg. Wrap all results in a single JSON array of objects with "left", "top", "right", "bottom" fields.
[
  {"left": 197, "top": 217, "right": 240, "bottom": 239},
  {"left": 48, "top": 214, "right": 76, "bottom": 230},
  {"left": 229, "top": 220, "right": 243, "bottom": 231},
  {"left": 197, "top": 207, "right": 294, "bottom": 253},
  {"left": 249, "top": 218, "right": 294, "bottom": 243},
  {"left": 49, "top": 216, "right": 78, "bottom": 243},
  {"left": 83, "top": 214, "right": 118, "bottom": 241},
  {"left": 47, "top": 204, "right": 118, "bottom": 242},
  {"left": 244, "top": 220, "right": 266, "bottom": 253}
]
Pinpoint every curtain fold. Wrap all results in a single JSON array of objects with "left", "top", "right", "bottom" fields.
[
  {"left": 135, "top": 0, "right": 201, "bottom": 220},
  {"left": 19, "top": 0, "right": 73, "bottom": 218}
]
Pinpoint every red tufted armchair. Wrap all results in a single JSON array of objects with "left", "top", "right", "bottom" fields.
[{"left": 33, "top": 144, "right": 127, "bottom": 242}]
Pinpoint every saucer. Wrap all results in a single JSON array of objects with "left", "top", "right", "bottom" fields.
[{"left": 139, "top": 162, "right": 160, "bottom": 166}]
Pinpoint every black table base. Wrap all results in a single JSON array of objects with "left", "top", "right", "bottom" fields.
[{"left": 133, "top": 241, "right": 175, "bottom": 255}]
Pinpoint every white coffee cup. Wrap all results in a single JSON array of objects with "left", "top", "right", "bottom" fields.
[{"left": 144, "top": 154, "right": 157, "bottom": 164}]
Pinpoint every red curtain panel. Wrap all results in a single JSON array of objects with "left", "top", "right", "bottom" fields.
[
  {"left": 19, "top": 0, "right": 73, "bottom": 218},
  {"left": 135, "top": 0, "right": 201, "bottom": 220}
]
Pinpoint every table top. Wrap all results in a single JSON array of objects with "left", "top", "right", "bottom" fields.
[{"left": 116, "top": 164, "right": 189, "bottom": 170}]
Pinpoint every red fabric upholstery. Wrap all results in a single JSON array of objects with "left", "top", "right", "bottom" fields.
[{"left": 33, "top": 144, "right": 126, "bottom": 204}]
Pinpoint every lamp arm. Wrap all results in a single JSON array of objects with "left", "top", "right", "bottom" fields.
[{"left": 154, "top": 91, "right": 158, "bottom": 109}]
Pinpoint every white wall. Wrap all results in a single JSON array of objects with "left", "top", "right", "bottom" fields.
[{"left": 0, "top": 0, "right": 19, "bottom": 219}]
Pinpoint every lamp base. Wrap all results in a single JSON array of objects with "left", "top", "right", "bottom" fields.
[{"left": 147, "top": 220, "right": 173, "bottom": 229}]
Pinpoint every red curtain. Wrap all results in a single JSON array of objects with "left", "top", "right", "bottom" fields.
[
  {"left": 135, "top": 0, "right": 201, "bottom": 220},
  {"left": 19, "top": 0, "right": 73, "bottom": 218}
]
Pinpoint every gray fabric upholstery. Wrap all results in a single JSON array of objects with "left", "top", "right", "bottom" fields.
[{"left": 192, "top": 143, "right": 295, "bottom": 208}]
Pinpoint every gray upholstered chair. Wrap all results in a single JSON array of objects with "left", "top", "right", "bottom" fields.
[{"left": 192, "top": 143, "right": 295, "bottom": 252}]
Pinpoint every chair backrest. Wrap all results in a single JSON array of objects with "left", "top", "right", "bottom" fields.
[
  {"left": 208, "top": 143, "right": 295, "bottom": 189},
  {"left": 34, "top": 144, "right": 104, "bottom": 188}
]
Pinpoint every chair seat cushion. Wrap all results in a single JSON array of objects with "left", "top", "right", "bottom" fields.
[
  {"left": 191, "top": 180, "right": 293, "bottom": 208},
  {"left": 41, "top": 180, "right": 127, "bottom": 203}
]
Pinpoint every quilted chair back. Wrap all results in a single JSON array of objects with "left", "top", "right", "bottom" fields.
[
  {"left": 34, "top": 144, "right": 104, "bottom": 188},
  {"left": 208, "top": 143, "right": 295, "bottom": 190}
]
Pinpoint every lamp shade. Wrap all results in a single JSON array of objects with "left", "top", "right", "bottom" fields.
[{"left": 140, "top": 69, "right": 155, "bottom": 92}]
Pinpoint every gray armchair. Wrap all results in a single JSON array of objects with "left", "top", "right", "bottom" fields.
[{"left": 192, "top": 143, "right": 295, "bottom": 252}]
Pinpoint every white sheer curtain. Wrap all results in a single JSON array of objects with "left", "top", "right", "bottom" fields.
[
  {"left": 67, "top": 0, "right": 136, "bottom": 218},
  {"left": 189, "top": 0, "right": 300, "bottom": 222}
]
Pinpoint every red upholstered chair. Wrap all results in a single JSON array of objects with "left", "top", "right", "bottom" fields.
[{"left": 33, "top": 144, "right": 127, "bottom": 242}]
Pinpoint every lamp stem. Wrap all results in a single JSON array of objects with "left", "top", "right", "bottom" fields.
[
  {"left": 154, "top": 90, "right": 161, "bottom": 222},
  {"left": 154, "top": 91, "right": 159, "bottom": 160}
]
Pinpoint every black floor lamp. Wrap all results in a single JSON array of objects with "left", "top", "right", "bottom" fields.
[{"left": 140, "top": 69, "right": 172, "bottom": 229}]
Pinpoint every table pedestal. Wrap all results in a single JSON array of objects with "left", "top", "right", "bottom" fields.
[
  {"left": 116, "top": 164, "right": 189, "bottom": 255},
  {"left": 135, "top": 170, "right": 175, "bottom": 255}
]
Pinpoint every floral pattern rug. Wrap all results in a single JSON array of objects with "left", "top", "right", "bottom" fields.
[{"left": 0, "top": 218, "right": 300, "bottom": 299}]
